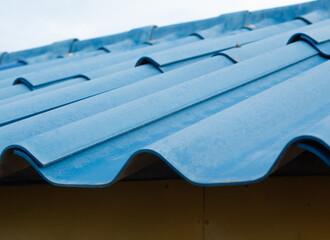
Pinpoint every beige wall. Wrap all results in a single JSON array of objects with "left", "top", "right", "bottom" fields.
[{"left": 0, "top": 177, "right": 329, "bottom": 240}]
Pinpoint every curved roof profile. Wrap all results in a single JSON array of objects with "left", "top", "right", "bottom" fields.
[{"left": 0, "top": 0, "right": 329, "bottom": 187}]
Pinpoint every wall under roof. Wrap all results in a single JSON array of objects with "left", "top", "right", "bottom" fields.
[{"left": 0, "top": 177, "right": 329, "bottom": 239}]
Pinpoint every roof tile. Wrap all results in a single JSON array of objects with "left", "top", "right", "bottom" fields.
[{"left": 0, "top": 0, "right": 329, "bottom": 187}]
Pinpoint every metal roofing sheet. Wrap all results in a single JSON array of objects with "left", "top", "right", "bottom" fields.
[{"left": 0, "top": 0, "right": 329, "bottom": 187}]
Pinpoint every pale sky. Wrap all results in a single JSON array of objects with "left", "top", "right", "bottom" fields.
[{"left": 0, "top": 0, "right": 309, "bottom": 52}]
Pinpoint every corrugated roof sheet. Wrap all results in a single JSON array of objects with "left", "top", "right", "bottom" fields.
[{"left": 0, "top": 0, "right": 329, "bottom": 187}]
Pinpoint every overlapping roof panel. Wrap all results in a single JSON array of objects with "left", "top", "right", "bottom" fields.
[{"left": 0, "top": 0, "right": 329, "bottom": 187}]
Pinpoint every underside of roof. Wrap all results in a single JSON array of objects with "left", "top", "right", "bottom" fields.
[{"left": 0, "top": 0, "right": 329, "bottom": 187}]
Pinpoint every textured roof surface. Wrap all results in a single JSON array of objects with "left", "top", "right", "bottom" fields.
[{"left": 0, "top": 0, "right": 329, "bottom": 187}]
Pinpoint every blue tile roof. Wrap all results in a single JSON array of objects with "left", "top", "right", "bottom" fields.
[{"left": 0, "top": 0, "right": 329, "bottom": 187}]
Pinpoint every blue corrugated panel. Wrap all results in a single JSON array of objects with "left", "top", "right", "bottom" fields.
[{"left": 0, "top": 0, "right": 329, "bottom": 187}]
